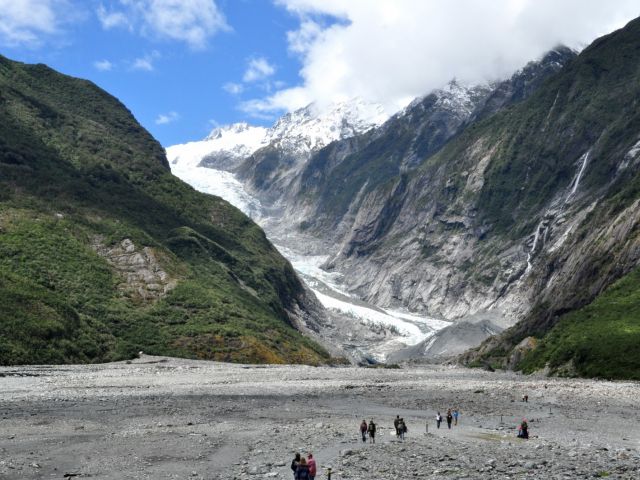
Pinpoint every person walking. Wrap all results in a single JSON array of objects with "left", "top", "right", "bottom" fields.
[
  {"left": 295, "top": 457, "right": 311, "bottom": 480},
  {"left": 360, "top": 419, "right": 368, "bottom": 442},
  {"left": 398, "top": 418, "right": 406, "bottom": 440},
  {"left": 453, "top": 408, "right": 459, "bottom": 426},
  {"left": 291, "top": 453, "right": 301, "bottom": 479},
  {"left": 436, "top": 412, "right": 442, "bottom": 429},
  {"left": 446, "top": 409, "right": 453, "bottom": 429},
  {"left": 394, "top": 415, "right": 400, "bottom": 438},
  {"left": 307, "top": 453, "right": 317, "bottom": 480},
  {"left": 367, "top": 419, "right": 376, "bottom": 443}
]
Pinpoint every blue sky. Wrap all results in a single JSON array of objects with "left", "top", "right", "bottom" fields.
[
  {"left": 0, "top": 1, "right": 313, "bottom": 146},
  {"left": 1, "top": 1, "right": 638, "bottom": 147}
]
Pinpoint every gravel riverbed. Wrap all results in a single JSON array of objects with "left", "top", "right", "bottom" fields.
[{"left": 0, "top": 356, "right": 638, "bottom": 479}]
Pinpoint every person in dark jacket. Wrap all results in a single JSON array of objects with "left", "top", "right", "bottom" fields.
[
  {"left": 360, "top": 419, "right": 368, "bottom": 442},
  {"left": 394, "top": 415, "right": 400, "bottom": 437},
  {"left": 398, "top": 418, "right": 406, "bottom": 440},
  {"left": 291, "top": 453, "right": 301, "bottom": 478},
  {"left": 446, "top": 409, "right": 453, "bottom": 429},
  {"left": 367, "top": 420, "right": 376, "bottom": 443},
  {"left": 295, "top": 457, "right": 311, "bottom": 480},
  {"left": 517, "top": 419, "right": 529, "bottom": 439}
]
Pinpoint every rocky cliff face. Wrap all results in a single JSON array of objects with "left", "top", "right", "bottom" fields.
[
  {"left": 303, "top": 21, "right": 640, "bottom": 368},
  {"left": 271, "top": 47, "right": 579, "bottom": 324},
  {"left": 238, "top": 25, "right": 640, "bottom": 371}
]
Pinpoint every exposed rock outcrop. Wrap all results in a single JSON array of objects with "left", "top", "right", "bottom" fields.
[{"left": 92, "top": 238, "right": 177, "bottom": 301}]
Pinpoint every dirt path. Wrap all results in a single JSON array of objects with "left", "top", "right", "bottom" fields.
[{"left": 0, "top": 357, "right": 638, "bottom": 479}]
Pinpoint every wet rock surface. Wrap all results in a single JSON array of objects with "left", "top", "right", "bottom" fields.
[{"left": 0, "top": 356, "right": 638, "bottom": 479}]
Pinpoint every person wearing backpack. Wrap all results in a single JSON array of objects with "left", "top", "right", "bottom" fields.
[
  {"left": 398, "top": 418, "right": 406, "bottom": 440},
  {"left": 291, "top": 453, "right": 301, "bottom": 479},
  {"left": 360, "top": 419, "right": 368, "bottom": 442},
  {"left": 307, "top": 452, "right": 317, "bottom": 480},
  {"left": 295, "top": 457, "right": 311, "bottom": 480},
  {"left": 367, "top": 419, "right": 376, "bottom": 443}
]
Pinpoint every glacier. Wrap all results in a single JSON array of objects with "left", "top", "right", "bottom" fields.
[{"left": 167, "top": 99, "right": 451, "bottom": 361}]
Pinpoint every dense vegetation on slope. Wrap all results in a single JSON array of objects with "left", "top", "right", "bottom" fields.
[
  {"left": 0, "top": 55, "right": 329, "bottom": 365},
  {"left": 473, "top": 23, "right": 640, "bottom": 232},
  {"left": 517, "top": 268, "right": 640, "bottom": 380}
]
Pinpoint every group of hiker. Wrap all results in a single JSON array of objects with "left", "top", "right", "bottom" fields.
[
  {"left": 393, "top": 415, "right": 408, "bottom": 440},
  {"left": 290, "top": 452, "right": 317, "bottom": 480},
  {"left": 358, "top": 408, "right": 460, "bottom": 444},
  {"left": 435, "top": 408, "right": 459, "bottom": 429},
  {"left": 359, "top": 419, "right": 377, "bottom": 443},
  {"left": 289, "top": 398, "right": 532, "bottom": 478}
]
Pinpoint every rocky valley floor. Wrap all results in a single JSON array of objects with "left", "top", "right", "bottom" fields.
[{"left": 0, "top": 356, "right": 638, "bottom": 479}]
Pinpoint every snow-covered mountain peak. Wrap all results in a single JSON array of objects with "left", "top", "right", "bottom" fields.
[
  {"left": 433, "top": 79, "right": 493, "bottom": 116},
  {"left": 266, "top": 98, "right": 388, "bottom": 154},
  {"left": 395, "top": 79, "right": 491, "bottom": 124},
  {"left": 167, "top": 123, "right": 268, "bottom": 171},
  {"left": 167, "top": 97, "right": 390, "bottom": 176},
  {"left": 205, "top": 122, "right": 255, "bottom": 140}
]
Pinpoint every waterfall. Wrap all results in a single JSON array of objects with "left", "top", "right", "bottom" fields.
[
  {"left": 525, "top": 220, "right": 544, "bottom": 273},
  {"left": 523, "top": 150, "right": 591, "bottom": 277},
  {"left": 566, "top": 150, "right": 590, "bottom": 202}
]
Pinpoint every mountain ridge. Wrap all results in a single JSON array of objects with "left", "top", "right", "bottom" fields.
[
  {"left": 166, "top": 45, "right": 579, "bottom": 363},
  {"left": 0, "top": 54, "right": 331, "bottom": 365}
]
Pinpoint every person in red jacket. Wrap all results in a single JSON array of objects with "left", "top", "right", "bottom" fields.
[{"left": 307, "top": 452, "right": 317, "bottom": 480}]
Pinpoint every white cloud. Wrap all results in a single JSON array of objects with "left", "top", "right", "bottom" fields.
[
  {"left": 96, "top": 0, "right": 229, "bottom": 49},
  {"left": 155, "top": 111, "right": 180, "bottom": 125},
  {"left": 93, "top": 59, "right": 114, "bottom": 71},
  {"left": 242, "top": 57, "right": 276, "bottom": 83},
  {"left": 132, "top": 57, "right": 154, "bottom": 71},
  {"left": 97, "top": 3, "right": 131, "bottom": 30},
  {"left": 0, "top": 0, "right": 70, "bottom": 47},
  {"left": 246, "top": 0, "right": 640, "bottom": 116},
  {"left": 223, "top": 82, "right": 244, "bottom": 95},
  {"left": 131, "top": 50, "right": 160, "bottom": 71}
]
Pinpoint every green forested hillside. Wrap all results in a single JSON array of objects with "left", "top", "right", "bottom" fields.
[
  {"left": 0, "top": 55, "right": 329, "bottom": 365},
  {"left": 518, "top": 268, "right": 640, "bottom": 380}
]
